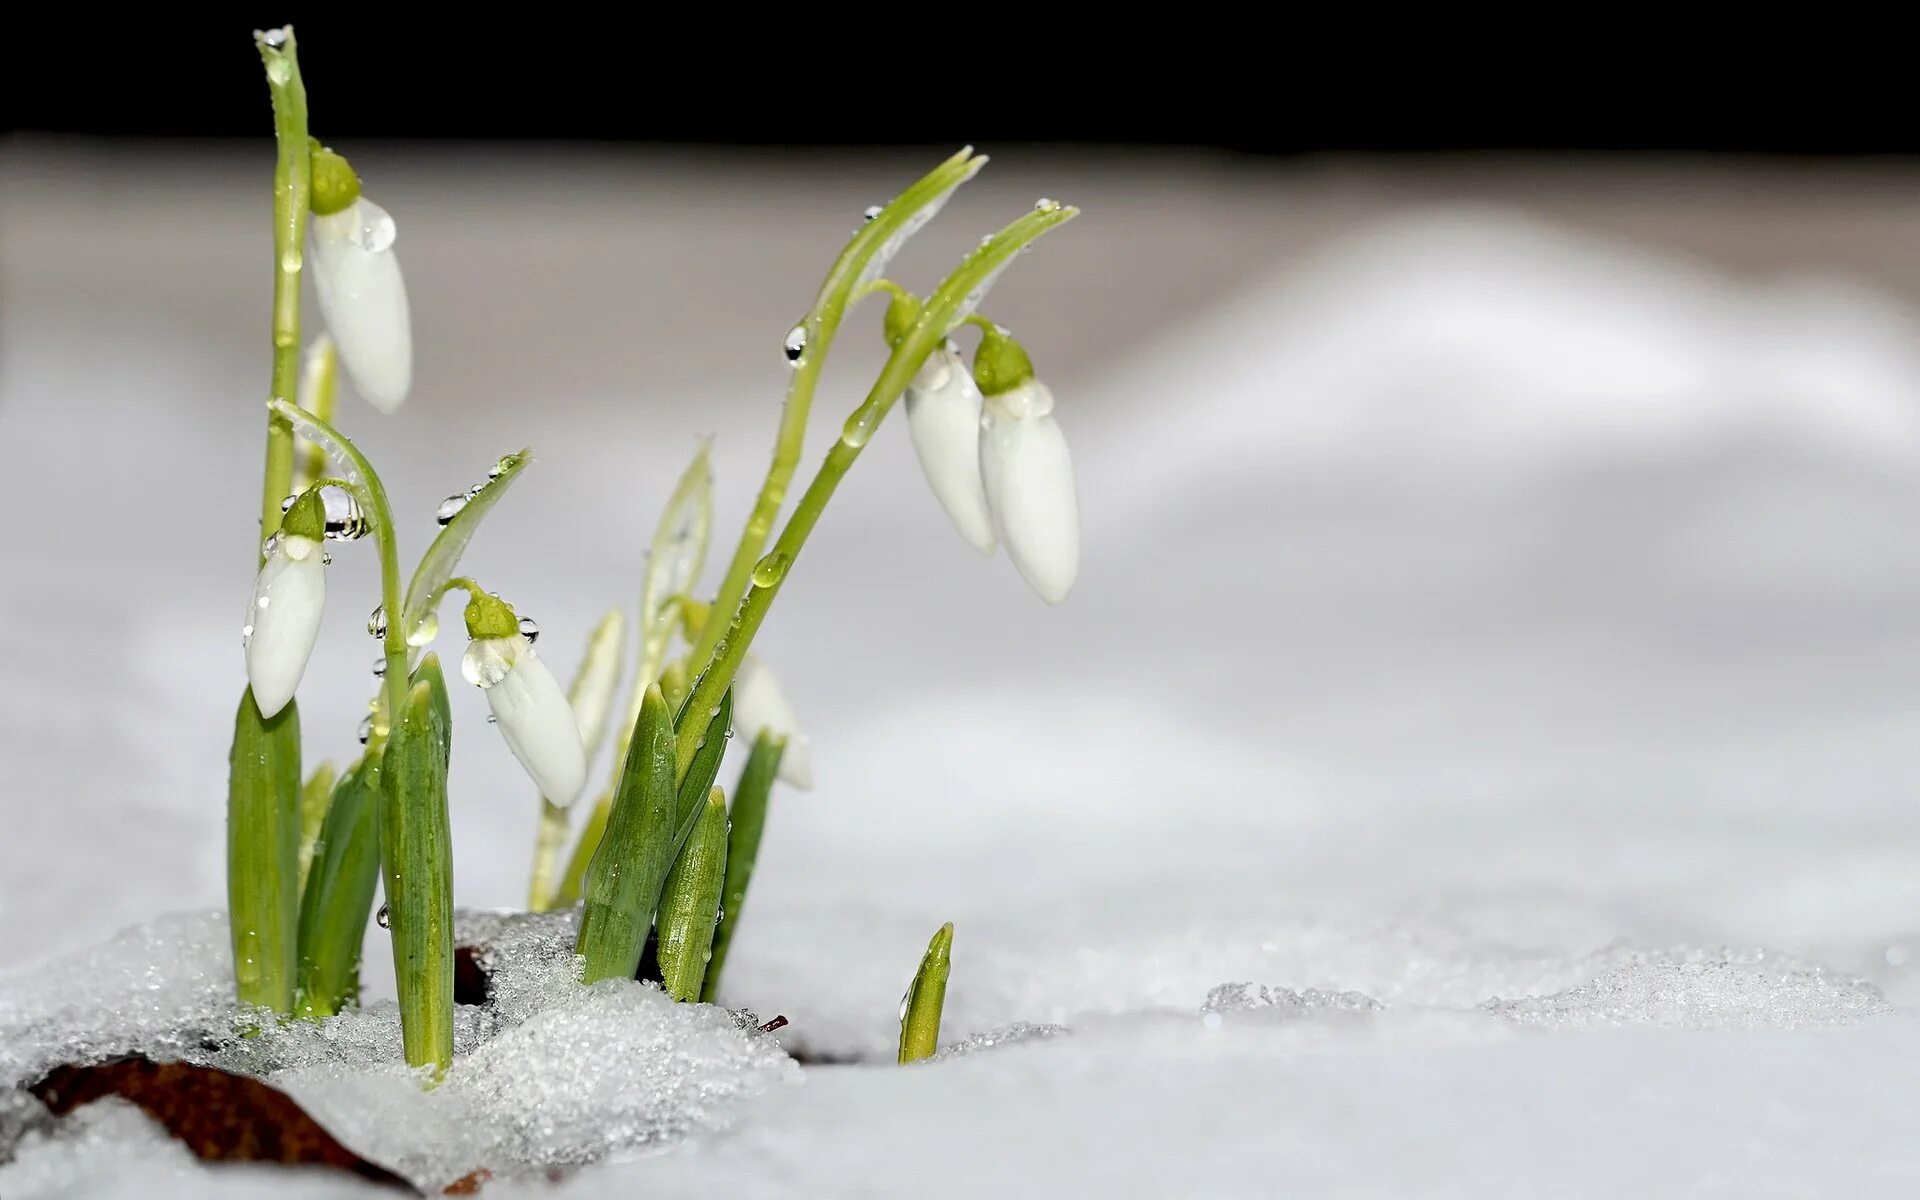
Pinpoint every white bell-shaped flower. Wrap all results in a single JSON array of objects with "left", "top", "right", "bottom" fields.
[
  {"left": 245, "top": 532, "right": 326, "bottom": 718},
  {"left": 463, "top": 633, "right": 587, "bottom": 806},
  {"left": 980, "top": 378, "right": 1080, "bottom": 604},
  {"left": 311, "top": 196, "right": 412, "bottom": 413},
  {"left": 733, "top": 654, "right": 813, "bottom": 790},
  {"left": 904, "top": 342, "right": 996, "bottom": 555}
]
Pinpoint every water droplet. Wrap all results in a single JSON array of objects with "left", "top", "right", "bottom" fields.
[
  {"left": 376, "top": 904, "right": 391, "bottom": 929},
  {"left": 257, "top": 26, "right": 289, "bottom": 47},
  {"left": 349, "top": 198, "right": 398, "bottom": 253},
  {"left": 280, "top": 493, "right": 299, "bottom": 513},
  {"left": 517, "top": 615, "right": 540, "bottom": 643},
  {"left": 357, "top": 716, "right": 373, "bottom": 744},
  {"left": 899, "top": 988, "right": 912, "bottom": 1022},
  {"left": 862, "top": 204, "right": 883, "bottom": 222},
  {"left": 371, "top": 657, "right": 387, "bottom": 678},
  {"left": 241, "top": 623, "right": 254, "bottom": 644},
  {"left": 488, "top": 455, "right": 515, "bottom": 479},
  {"left": 260, "top": 533, "right": 280, "bottom": 558},
  {"left": 435, "top": 493, "right": 468, "bottom": 525},
  {"left": 782, "top": 323, "right": 808, "bottom": 367},
  {"left": 1033, "top": 197, "right": 1062, "bottom": 213},
  {"left": 322, "top": 487, "right": 368, "bottom": 541},
  {"left": 486, "top": 713, "right": 498, "bottom": 724},
  {"left": 280, "top": 247, "right": 303, "bottom": 273},
  {"left": 321, "top": 550, "right": 333, "bottom": 566},
  {"left": 367, "top": 605, "right": 388, "bottom": 638},
  {"left": 407, "top": 611, "right": 440, "bottom": 648},
  {"left": 840, "top": 407, "right": 878, "bottom": 448},
  {"left": 750, "top": 550, "right": 792, "bottom": 587}
]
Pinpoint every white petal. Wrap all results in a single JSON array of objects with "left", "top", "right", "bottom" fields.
[
  {"left": 482, "top": 638, "right": 587, "bottom": 805},
  {"left": 733, "top": 655, "right": 813, "bottom": 790},
  {"left": 981, "top": 382, "right": 1080, "bottom": 604},
  {"left": 904, "top": 345, "right": 996, "bottom": 555},
  {"left": 245, "top": 537, "right": 326, "bottom": 717},
  {"left": 312, "top": 198, "right": 412, "bottom": 413}
]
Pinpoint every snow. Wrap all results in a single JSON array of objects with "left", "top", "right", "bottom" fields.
[{"left": 10, "top": 146, "right": 1920, "bottom": 1194}]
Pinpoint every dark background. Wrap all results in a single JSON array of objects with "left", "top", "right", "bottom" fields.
[{"left": 1, "top": 19, "right": 1903, "bottom": 154}]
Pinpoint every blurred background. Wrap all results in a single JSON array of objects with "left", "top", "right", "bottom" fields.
[{"left": 9, "top": 22, "right": 1920, "bottom": 1037}]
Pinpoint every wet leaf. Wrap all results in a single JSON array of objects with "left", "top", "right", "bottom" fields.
[
  {"left": 401, "top": 449, "right": 531, "bottom": 654},
  {"left": 29, "top": 1055, "right": 411, "bottom": 1190}
]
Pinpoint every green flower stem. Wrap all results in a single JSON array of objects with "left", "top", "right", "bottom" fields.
[
  {"left": 677, "top": 204, "right": 1077, "bottom": 776},
  {"left": 296, "top": 752, "right": 382, "bottom": 1019},
  {"left": 898, "top": 922, "right": 954, "bottom": 1063},
  {"left": 296, "top": 761, "right": 337, "bottom": 896},
  {"left": 380, "top": 664, "right": 455, "bottom": 1077},
  {"left": 686, "top": 149, "right": 986, "bottom": 675},
  {"left": 552, "top": 793, "right": 611, "bottom": 908},
  {"left": 701, "top": 731, "right": 785, "bottom": 1003},
  {"left": 529, "top": 801, "right": 570, "bottom": 912},
  {"left": 297, "top": 335, "right": 339, "bottom": 487},
  {"left": 227, "top": 692, "right": 302, "bottom": 1014},
  {"left": 655, "top": 787, "right": 729, "bottom": 1002},
  {"left": 267, "top": 400, "right": 410, "bottom": 723},
  {"left": 255, "top": 29, "right": 311, "bottom": 563}
]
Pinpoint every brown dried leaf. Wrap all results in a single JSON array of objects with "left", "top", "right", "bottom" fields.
[{"left": 29, "top": 1055, "right": 413, "bottom": 1191}]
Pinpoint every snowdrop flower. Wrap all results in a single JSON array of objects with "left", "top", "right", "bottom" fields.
[
  {"left": 461, "top": 592, "right": 586, "bottom": 806},
  {"left": 309, "top": 143, "right": 412, "bottom": 413},
  {"left": 903, "top": 340, "right": 997, "bottom": 555},
  {"left": 733, "top": 654, "right": 814, "bottom": 790},
  {"left": 974, "top": 327, "right": 1080, "bottom": 604},
  {"left": 245, "top": 490, "right": 328, "bottom": 717}
]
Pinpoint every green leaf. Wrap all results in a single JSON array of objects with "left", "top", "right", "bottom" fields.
[
  {"left": 551, "top": 792, "right": 610, "bottom": 909},
  {"left": 701, "top": 731, "right": 785, "bottom": 1003},
  {"left": 577, "top": 685, "right": 679, "bottom": 983},
  {"left": 898, "top": 923, "right": 954, "bottom": 1064},
  {"left": 641, "top": 443, "right": 713, "bottom": 635},
  {"left": 379, "top": 676, "right": 454, "bottom": 1077},
  {"left": 295, "top": 752, "right": 382, "bottom": 1019},
  {"left": 400, "top": 449, "right": 532, "bottom": 653},
  {"left": 296, "top": 760, "right": 337, "bottom": 897},
  {"left": 228, "top": 689, "right": 302, "bottom": 1014},
  {"left": 655, "top": 787, "right": 729, "bottom": 1002},
  {"left": 672, "top": 688, "right": 732, "bottom": 850}
]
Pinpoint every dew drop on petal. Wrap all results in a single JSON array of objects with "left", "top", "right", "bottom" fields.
[
  {"left": 517, "top": 615, "right": 540, "bottom": 643},
  {"left": 435, "top": 493, "right": 469, "bottom": 525},
  {"left": 241, "top": 623, "right": 254, "bottom": 644},
  {"left": 350, "top": 198, "right": 398, "bottom": 253},
  {"left": 375, "top": 904, "right": 390, "bottom": 929},
  {"left": 367, "top": 605, "right": 388, "bottom": 638},
  {"left": 783, "top": 323, "right": 808, "bottom": 367},
  {"left": 750, "top": 550, "right": 792, "bottom": 588},
  {"left": 260, "top": 534, "right": 280, "bottom": 558}
]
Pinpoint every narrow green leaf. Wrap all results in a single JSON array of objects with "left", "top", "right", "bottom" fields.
[
  {"left": 296, "top": 760, "right": 337, "bottom": 897},
  {"left": 672, "top": 688, "right": 733, "bottom": 850},
  {"left": 702, "top": 732, "right": 785, "bottom": 1002},
  {"left": 227, "top": 689, "right": 302, "bottom": 1014},
  {"left": 656, "top": 787, "right": 729, "bottom": 1001},
  {"left": 641, "top": 443, "right": 713, "bottom": 635},
  {"left": 295, "top": 752, "right": 382, "bottom": 1019},
  {"left": 400, "top": 448, "right": 531, "bottom": 653},
  {"left": 379, "top": 669, "right": 454, "bottom": 1077},
  {"left": 898, "top": 923, "right": 954, "bottom": 1064},
  {"left": 577, "top": 685, "right": 678, "bottom": 983},
  {"left": 551, "top": 793, "right": 610, "bottom": 909}
]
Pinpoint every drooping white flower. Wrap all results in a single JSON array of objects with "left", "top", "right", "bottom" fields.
[
  {"left": 980, "top": 379, "right": 1080, "bottom": 604},
  {"left": 245, "top": 532, "right": 326, "bottom": 718},
  {"left": 733, "top": 654, "right": 813, "bottom": 790},
  {"left": 463, "top": 633, "right": 587, "bottom": 806},
  {"left": 311, "top": 196, "right": 412, "bottom": 413},
  {"left": 904, "top": 342, "right": 997, "bottom": 555}
]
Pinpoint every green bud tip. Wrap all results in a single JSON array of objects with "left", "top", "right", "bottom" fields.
[
  {"left": 463, "top": 590, "right": 520, "bottom": 640},
  {"left": 308, "top": 140, "right": 362, "bottom": 217},
  {"left": 971, "top": 325, "right": 1035, "bottom": 396},
  {"left": 883, "top": 289, "right": 921, "bottom": 348},
  {"left": 282, "top": 488, "right": 327, "bottom": 541}
]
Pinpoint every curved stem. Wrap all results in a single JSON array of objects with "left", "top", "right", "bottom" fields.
[
  {"left": 686, "top": 150, "right": 986, "bottom": 672},
  {"left": 256, "top": 30, "right": 310, "bottom": 565},
  {"left": 675, "top": 204, "right": 1076, "bottom": 775},
  {"left": 268, "top": 399, "right": 409, "bottom": 726}
]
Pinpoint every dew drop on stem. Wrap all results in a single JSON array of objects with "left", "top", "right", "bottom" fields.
[
  {"left": 322, "top": 488, "right": 369, "bottom": 541},
  {"left": 783, "top": 323, "right": 808, "bottom": 367},
  {"left": 435, "top": 493, "right": 468, "bottom": 525},
  {"left": 371, "top": 657, "right": 387, "bottom": 678},
  {"left": 862, "top": 204, "right": 883, "bottom": 222},
  {"left": 367, "top": 605, "right": 388, "bottom": 638},
  {"left": 357, "top": 716, "right": 373, "bottom": 745},
  {"left": 750, "top": 550, "right": 792, "bottom": 588}
]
